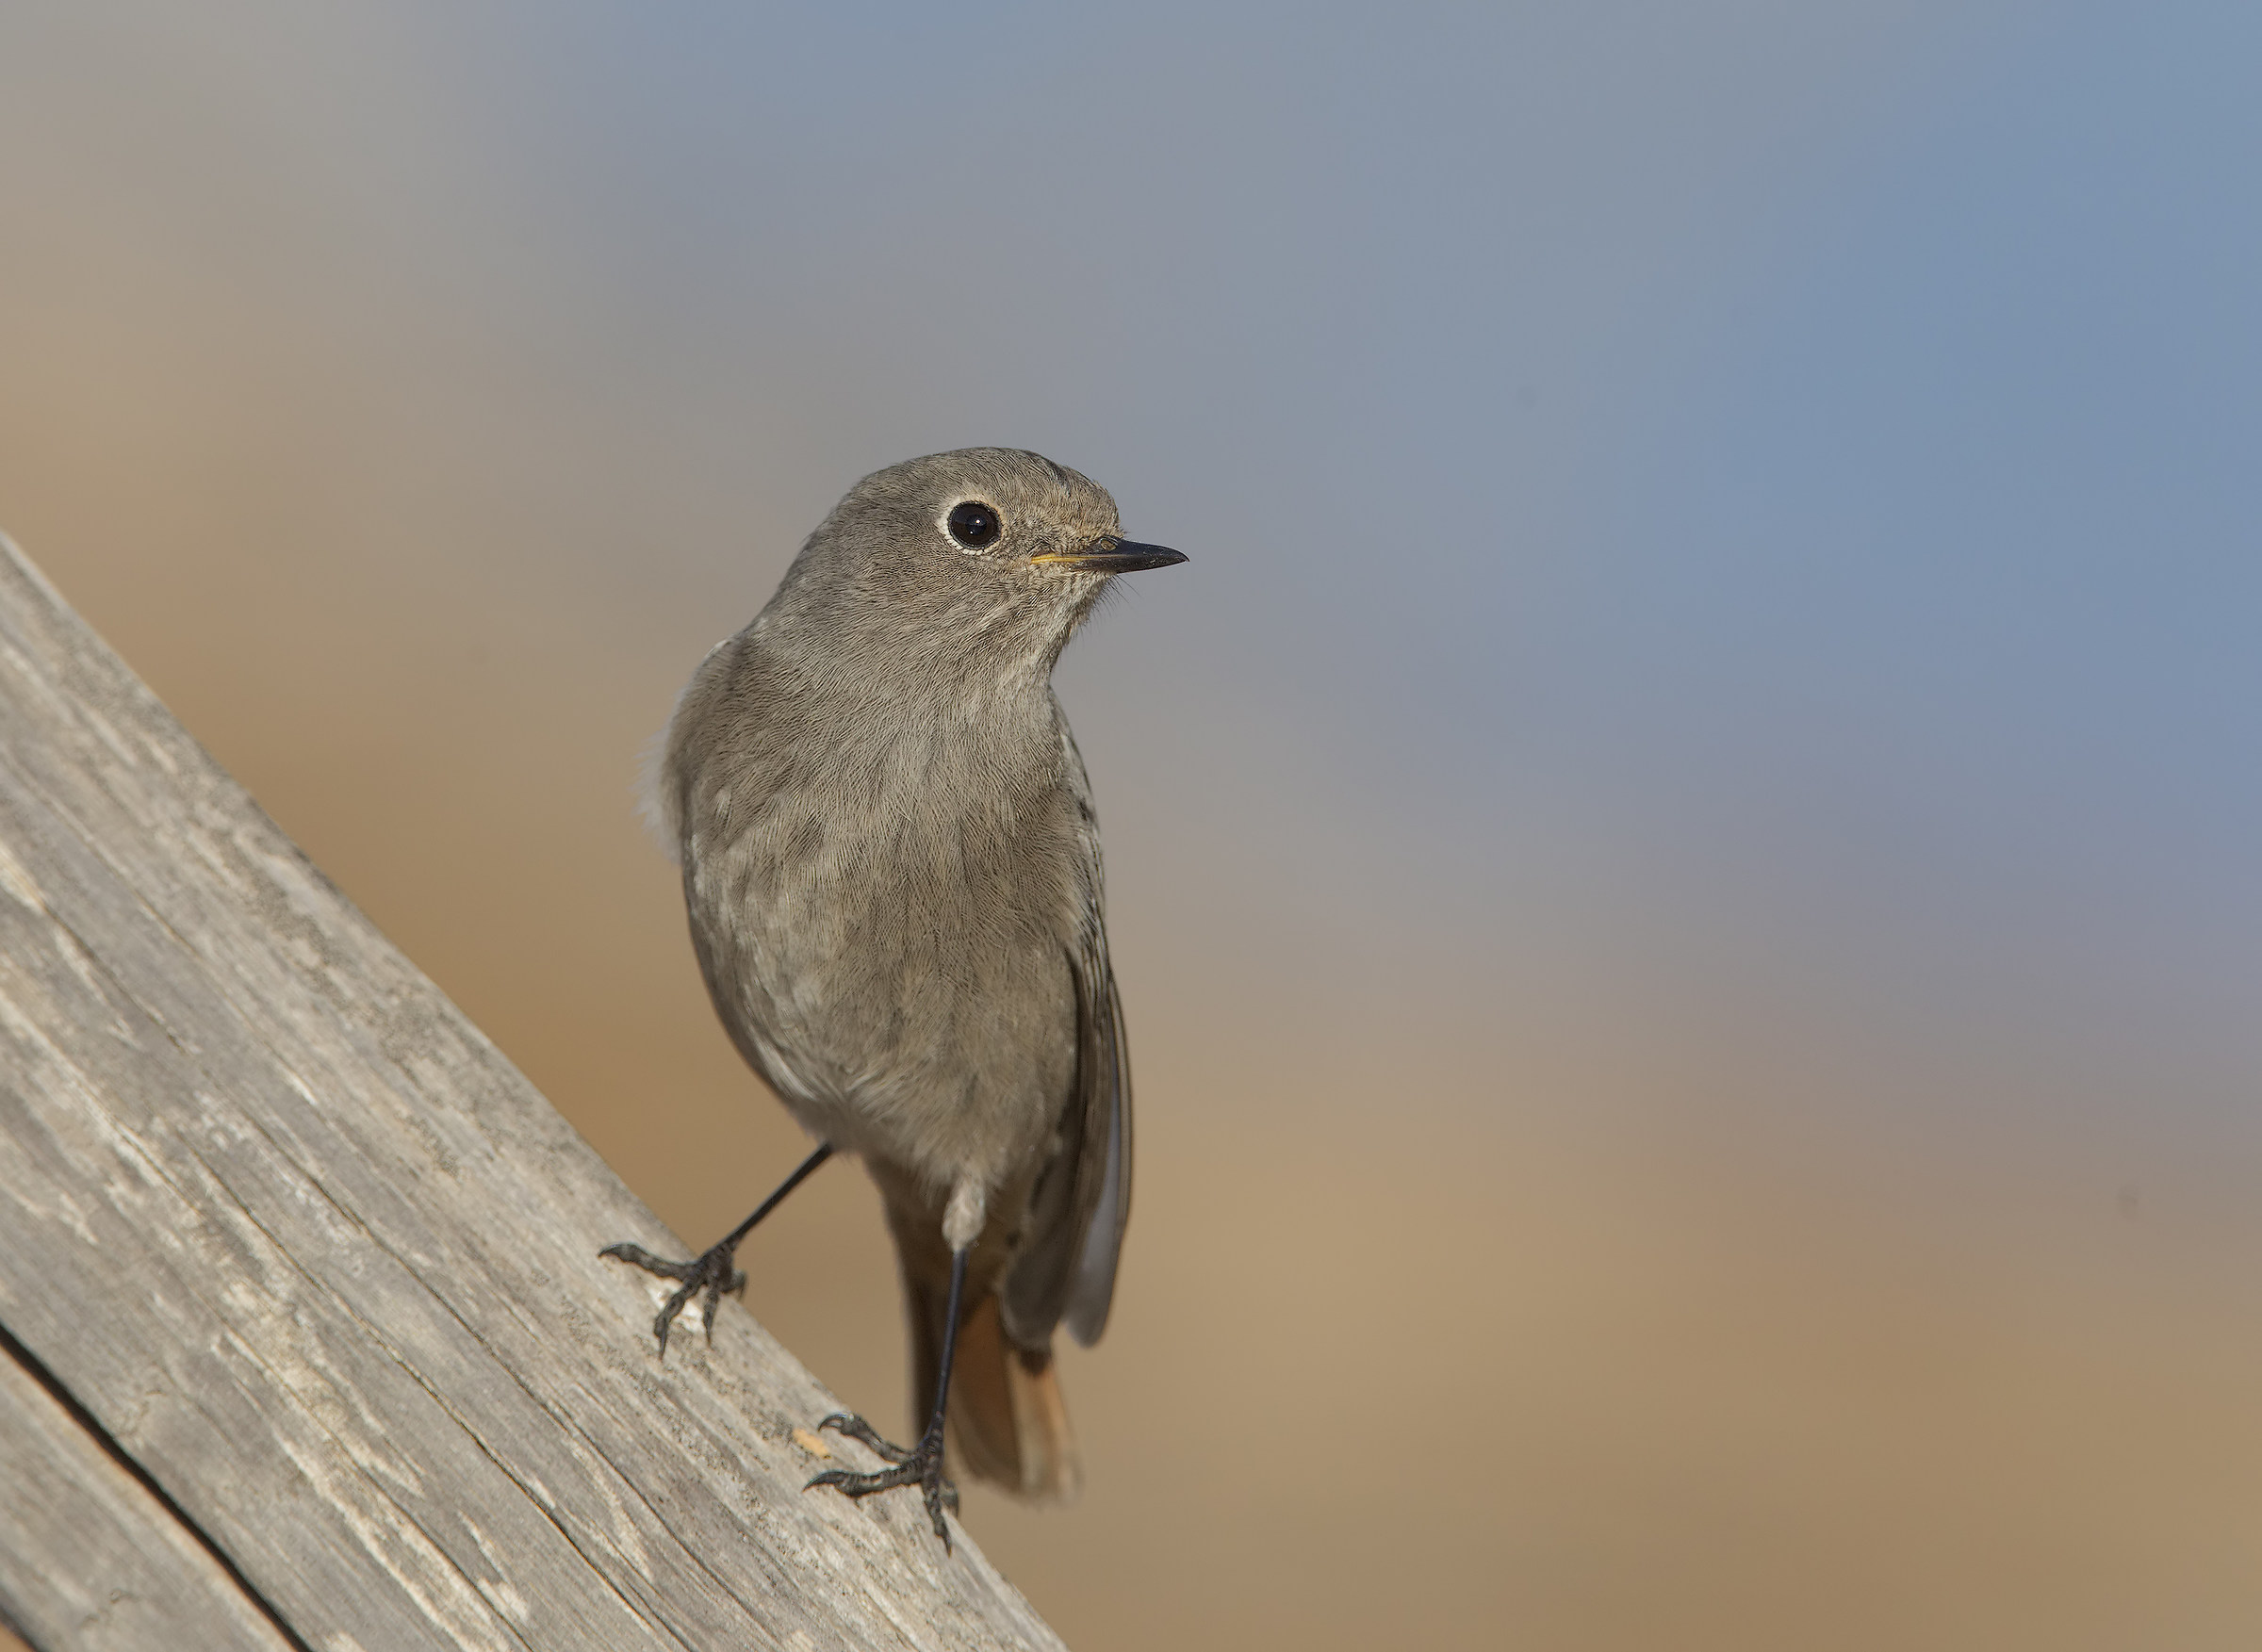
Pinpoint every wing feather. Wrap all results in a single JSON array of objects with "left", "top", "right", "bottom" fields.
[
  {"left": 998, "top": 704, "right": 1133, "bottom": 1349},
  {"left": 1064, "top": 966, "right": 1131, "bottom": 1345},
  {"left": 999, "top": 940, "right": 1132, "bottom": 1349}
]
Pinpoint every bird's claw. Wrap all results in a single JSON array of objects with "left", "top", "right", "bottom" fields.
[
  {"left": 598, "top": 1239, "right": 746, "bottom": 1355},
  {"left": 806, "top": 1412, "right": 959, "bottom": 1546},
  {"left": 814, "top": 1411, "right": 910, "bottom": 1464}
]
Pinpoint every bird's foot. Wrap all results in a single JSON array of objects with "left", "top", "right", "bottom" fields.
[
  {"left": 806, "top": 1413, "right": 959, "bottom": 1546},
  {"left": 598, "top": 1237, "right": 746, "bottom": 1356}
]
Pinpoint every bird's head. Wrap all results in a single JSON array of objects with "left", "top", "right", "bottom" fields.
[{"left": 772, "top": 449, "right": 1186, "bottom": 688}]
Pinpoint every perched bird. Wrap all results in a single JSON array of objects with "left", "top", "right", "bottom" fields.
[{"left": 603, "top": 449, "right": 1184, "bottom": 1545}]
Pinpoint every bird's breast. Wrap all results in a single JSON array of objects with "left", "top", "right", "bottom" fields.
[{"left": 680, "top": 695, "right": 1090, "bottom": 1180}]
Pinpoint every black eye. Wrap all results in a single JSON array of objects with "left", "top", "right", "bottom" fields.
[{"left": 946, "top": 500, "right": 1002, "bottom": 548}]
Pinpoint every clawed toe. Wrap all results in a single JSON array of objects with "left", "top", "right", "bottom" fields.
[
  {"left": 815, "top": 1411, "right": 910, "bottom": 1464},
  {"left": 805, "top": 1413, "right": 959, "bottom": 1545},
  {"left": 598, "top": 1240, "right": 746, "bottom": 1354}
]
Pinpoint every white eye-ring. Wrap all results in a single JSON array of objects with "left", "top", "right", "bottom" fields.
[{"left": 943, "top": 499, "right": 1004, "bottom": 551}]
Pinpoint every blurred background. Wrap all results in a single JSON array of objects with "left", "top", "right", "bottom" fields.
[{"left": 5, "top": 2, "right": 2262, "bottom": 1645}]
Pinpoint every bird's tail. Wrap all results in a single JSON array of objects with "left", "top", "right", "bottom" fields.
[{"left": 908, "top": 1280, "right": 1082, "bottom": 1502}]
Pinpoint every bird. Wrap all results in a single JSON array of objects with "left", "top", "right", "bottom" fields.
[{"left": 602, "top": 448, "right": 1184, "bottom": 1546}]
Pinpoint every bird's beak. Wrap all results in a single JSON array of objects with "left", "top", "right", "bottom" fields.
[{"left": 1029, "top": 535, "right": 1188, "bottom": 574}]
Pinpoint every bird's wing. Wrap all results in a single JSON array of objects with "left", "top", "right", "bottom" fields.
[
  {"left": 998, "top": 929, "right": 1133, "bottom": 1351},
  {"left": 998, "top": 704, "right": 1133, "bottom": 1349},
  {"left": 1063, "top": 957, "right": 1132, "bottom": 1345}
]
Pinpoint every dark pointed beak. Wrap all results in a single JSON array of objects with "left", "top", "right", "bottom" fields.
[{"left": 1030, "top": 535, "right": 1188, "bottom": 574}]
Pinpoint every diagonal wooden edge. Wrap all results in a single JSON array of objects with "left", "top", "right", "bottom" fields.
[{"left": 0, "top": 532, "right": 1066, "bottom": 1652}]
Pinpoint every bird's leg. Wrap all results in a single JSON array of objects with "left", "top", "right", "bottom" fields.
[
  {"left": 808, "top": 1244, "right": 968, "bottom": 1547},
  {"left": 600, "top": 1143, "right": 833, "bottom": 1355}
]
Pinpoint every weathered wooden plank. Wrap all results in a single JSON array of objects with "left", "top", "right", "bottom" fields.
[
  {"left": 0, "top": 1338, "right": 294, "bottom": 1652},
  {"left": 0, "top": 532, "right": 1066, "bottom": 1652}
]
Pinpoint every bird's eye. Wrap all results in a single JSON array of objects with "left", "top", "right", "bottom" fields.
[{"left": 946, "top": 500, "right": 1003, "bottom": 549}]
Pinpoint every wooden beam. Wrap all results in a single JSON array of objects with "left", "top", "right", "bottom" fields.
[
  {"left": 0, "top": 534, "right": 1065, "bottom": 1652},
  {"left": 0, "top": 1334, "right": 294, "bottom": 1651}
]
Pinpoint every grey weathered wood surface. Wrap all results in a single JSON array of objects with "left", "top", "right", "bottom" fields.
[
  {"left": 0, "top": 1345, "right": 292, "bottom": 1651},
  {"left": 0, "top": 532, "right": 1067, "bottom": 1652}
]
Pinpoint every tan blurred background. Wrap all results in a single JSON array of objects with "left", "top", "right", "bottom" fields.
[{"left": 8, "top": 4, "right": 2262, "bottom": 1647}]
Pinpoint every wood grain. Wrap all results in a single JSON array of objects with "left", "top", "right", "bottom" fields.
[
  {"left": 0, "top": 1337, "right": 294, "bottom": 1651},
  {"left": 0, "top": 532, "right": 1065, "bottom": 1652}
]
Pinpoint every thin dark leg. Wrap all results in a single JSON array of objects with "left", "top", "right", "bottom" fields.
[
  {"left": 600, "top": 1143, "right": 834, "bottom": 1354},
  {"left": 712, "top": 1142, "right": 838, "bottom": 1255},
  {"left": 807, "top": 1246, "right": 968, "bottom": 1547}
]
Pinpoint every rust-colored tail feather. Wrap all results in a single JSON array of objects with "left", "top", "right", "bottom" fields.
[{"left": 911, "top": 1287, "right": 1082, "bottom": 1502}]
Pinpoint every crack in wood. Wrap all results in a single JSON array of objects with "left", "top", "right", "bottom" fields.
[{"left": 0, "top": 1320, "right": 316, "bottom": 1652}]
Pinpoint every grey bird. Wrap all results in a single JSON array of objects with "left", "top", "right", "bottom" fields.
[{"left": 602, "top": 449, "right": 1184, "bottom": 1545}]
